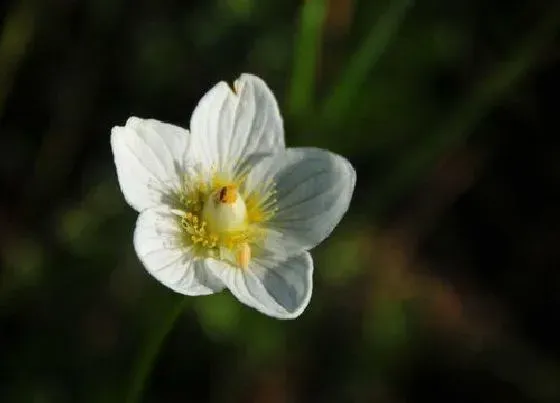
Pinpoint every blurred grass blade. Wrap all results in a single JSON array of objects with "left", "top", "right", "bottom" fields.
[
  {"left": 288, "top": 0, "right": 327, "bottom": 117},
  {"left": 0, "top": 0, "right": 36, "bottom": 117},
  {"left": 321, "top": 0, "right": 412, "bottom": 126},
  {"left": 126, "top": 297, "right": 189, "bottom": 403},
  {"left": 373, "top": 3, "right": 560, "bottom": 212}
]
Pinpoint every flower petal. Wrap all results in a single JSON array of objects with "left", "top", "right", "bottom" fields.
[
  {"left": 134, "top": 206, "right": 224, "bottom": 295},
  {"left": 245, "top": 147, "right": 356, "bottom": 253},
  {"left": 111, "top": 117, "right": 190, "bottom": 212},
  {"left": 206, "top": 251, "right": 313, "bottom": 319},
  {"left": 189, "top": 74, "right": 285, "bottom": 173}
]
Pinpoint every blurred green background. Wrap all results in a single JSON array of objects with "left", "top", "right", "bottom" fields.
[{"left": 1, "top": 0, "right": 560, "bottom": 402}]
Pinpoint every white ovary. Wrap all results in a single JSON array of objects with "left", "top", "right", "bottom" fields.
[{"left": 202, "top": 185, "right": 248, "bottom": 234}]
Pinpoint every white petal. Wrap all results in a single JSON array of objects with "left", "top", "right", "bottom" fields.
[
  {"left": 134, "top": 206, "right": 224, "bottom": 295},
  {"left": 245, "top": 148, "right": 356, "bottom": 253},
  {"left": 111, "top": 117, "right": 190, "bottom": 212},
  {"left": 189, "top": 74, "right": 285, "bottom": 173},
  {"left": 207, "top": 251, "right": 313, "bottom": 319}
]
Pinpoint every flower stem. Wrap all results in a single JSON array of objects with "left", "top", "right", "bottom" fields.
[{"left": 125, "top": 296, "right": 189, "bottom": 403}]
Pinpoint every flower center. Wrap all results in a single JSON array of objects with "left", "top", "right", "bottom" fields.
[{"left": 175, "top": 171, "right": 278, "bottom": 269}]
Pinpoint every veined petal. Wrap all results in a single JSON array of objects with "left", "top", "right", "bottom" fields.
[
  {"left": 111, "top": 117, "right": 190, "bottom": 212},
  {"left": 245, "top": 148, "right": 356, "bottom": 253},
  {"left": 134, "top": 206, "right": 224, "bottom": 295},
  {"left": 207, "top": 251, "right": 313, "bottom": 319},
  {"left": 189, "top": 74, "right": 285, "bottom": 173}
]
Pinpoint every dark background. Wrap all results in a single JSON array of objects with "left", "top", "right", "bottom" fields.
[{"left": 1, "top": 0, "right": 560, "bottom": 402}]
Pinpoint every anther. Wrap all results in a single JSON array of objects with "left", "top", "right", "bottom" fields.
[{"left": 236, "top": 242, "right": 251, "bottom": 269}]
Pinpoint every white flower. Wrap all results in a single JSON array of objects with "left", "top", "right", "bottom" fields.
[{"left": 111, "top": 73, "right": 356, "bottom": 319}]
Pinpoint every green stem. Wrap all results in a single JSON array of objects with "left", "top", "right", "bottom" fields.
[
  {"left": 288, "top": 0, "right": 327, "bottom": 117},
  {"left": 126, "top": 297, "right": 189, "bottom": 403},
  {"left": 321, "top": 0, "right": 412, "bottom": 126}
]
